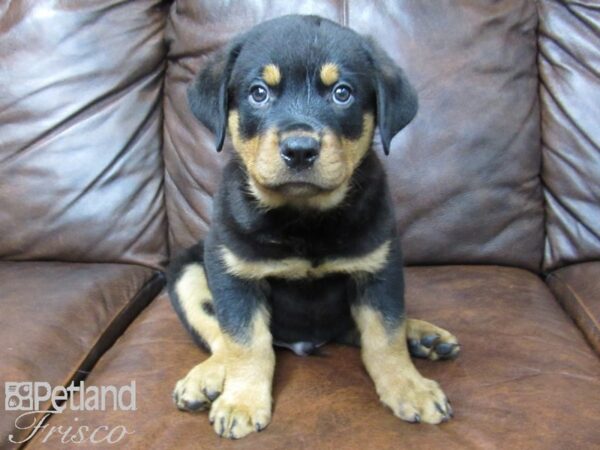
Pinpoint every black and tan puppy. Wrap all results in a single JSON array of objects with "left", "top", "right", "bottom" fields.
[{"left": 168, "top": 15, "right": 460, "bottom": 439}]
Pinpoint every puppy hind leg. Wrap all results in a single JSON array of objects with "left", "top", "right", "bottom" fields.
[
  {"left": 334, "top": 319, "right": 461, "bottom": 363},
  {"left": 169, "top": 257, "right": 221, "bottom": 351},
  {"left": 406, "top": 318, "right": 460, "bottom": 361}
]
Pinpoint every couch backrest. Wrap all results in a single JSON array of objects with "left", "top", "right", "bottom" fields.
[
  {"left": 538, "top": 0, "right": 600, "bottom": 271},
  {"left": 163, "top": 0, "right": 544, "bottom": 271},
  {"left": 0, "top": 0, "right": 169, "bottom": 269},
  {"left": 4, "top": 1, "right": 596, "bottom": 273}
]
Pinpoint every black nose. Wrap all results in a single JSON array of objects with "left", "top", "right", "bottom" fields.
[{"left": 280, "top": 136, "right": 320, "bottom": 170}]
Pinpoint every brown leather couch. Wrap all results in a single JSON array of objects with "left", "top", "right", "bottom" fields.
[{"left": 1, "top": 1, "right": 599, "bottom": 449}]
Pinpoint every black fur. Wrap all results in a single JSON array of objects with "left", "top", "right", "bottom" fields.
[
  {"left": 364, "top": 36, "right": 418, "bottom": 155},
  {"left": 170, "top": 15, "right": 417, "bottom": 349}
]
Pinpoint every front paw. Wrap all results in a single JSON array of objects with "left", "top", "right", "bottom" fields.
[
  {"left": 209, "top": 394, "right": 272, "bottom": 439},
  {"left": 378, "top": 375, "right": 453, "bottom": 424},
  {"left": 174, "top": 358, "right": 272, "bottom": 439},
  {"left": 173, "top": 357, "right": 225, "bottom": 412}
]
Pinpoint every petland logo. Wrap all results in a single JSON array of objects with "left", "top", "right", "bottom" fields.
[{"left": 5, "top": 381, "right": 136, "bottom": 445}]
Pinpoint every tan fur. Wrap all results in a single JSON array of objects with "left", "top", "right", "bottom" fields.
[
  {"left": 320, "top": 62, "right": 340, "bottom": 86},
  {"left": 352, "top": 306, "right": 452, "bottom": 424},
  {"left": 279, "top": 129, "right": 320, "bottom": 141},
  {"left": 228, "top": 110, "right": 279, "bottom": 188},
  {"left": 220, "top": 240, "right": 390, "bottom": 280},
  {"left": 173, "top": 265, "right": 275, "bottom": 439},
  {"left": 228, "top": 110, "right": 375, "bottom": 211},
  {"left": 175, "top": 264, "right": 222, "bottom": 345},
  {"left": 323, "top": 113, "right": 375, "bottom": 178},
  {"left": 262, "top": 64, "right": 281, "bottom": 86}
]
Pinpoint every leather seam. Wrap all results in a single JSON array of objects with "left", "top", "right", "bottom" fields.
[
  {"left": 65, "top": 271, "right": 166, "bottom": 385},
  {"left": 550, "top": 273, "right": 600, "bottom": 331},
  {"left": 16, "top": 270, "right": 165, "bottom": 449},
  {"left": 547, "top": 274, "right": 600, "bottom": 357}
]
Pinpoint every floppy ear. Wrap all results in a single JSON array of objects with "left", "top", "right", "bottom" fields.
[
  {"left": 187, "top": 41, "right": 243, "bottom": 152},
  {"left": 365, "top": 38, "right": 418, "bottom": 155}
]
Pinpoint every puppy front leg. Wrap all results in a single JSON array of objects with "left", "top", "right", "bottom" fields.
[
  {"left": 173, "top": 247, "right": 275, "bottom": 439},
  {"left": 208, "top": 306, "right": 274, "bottom": 439},
  {"left": 351, "top": 243, "right": 453, "bottom": 424},
  {"left": 206, "top": 252, "right": 276, "bottom": 439}
]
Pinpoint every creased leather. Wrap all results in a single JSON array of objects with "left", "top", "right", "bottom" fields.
[
  {"left": 539, "top": 0, "right": 600, "bottom": 271},
  {"left": 0, "top": 0, "right": 169, "bottom": 269},
  {"left": 547, "top": 262, "right": 600, "bottom": 354}
]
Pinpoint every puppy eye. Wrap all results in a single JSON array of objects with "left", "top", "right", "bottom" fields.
[
  {"left": 332, "top": 83, "right": 353, "bottom": 106},
  {"left": 249, "top": 84, "right": 269, "bottom": 106}
]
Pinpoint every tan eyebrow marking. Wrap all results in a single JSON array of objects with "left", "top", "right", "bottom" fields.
[
  {"left": 320, "top": 62, "right": 340, "bottom": 86},
  {"left": 262, "top": 64, "right": 281, "bottom": 86}
]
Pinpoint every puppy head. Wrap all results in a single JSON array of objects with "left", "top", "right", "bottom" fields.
[{"left": 188, "top": 15, "right": 417, "bottom": 209}]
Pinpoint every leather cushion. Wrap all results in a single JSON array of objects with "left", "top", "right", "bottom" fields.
[
  {"left": 27, "top": 267, "right": 600, "bottom": 449},
  {"left": 0, "top": 262, "right": 163, "bottom": 448},
  {"left": 539, "top": 0, "right": 600, "bottom": 271},
  {"left": 547, "top": 262, "right": 600, "bottom": 354},
  {"left": 0, "top": 0, "right": 169, "bottom": 268}
]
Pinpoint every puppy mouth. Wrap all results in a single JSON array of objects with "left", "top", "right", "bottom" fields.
[{"left": 266, "top": 181, "right": 327, "bottom": 197}]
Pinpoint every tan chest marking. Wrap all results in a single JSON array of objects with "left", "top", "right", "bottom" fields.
[{"left": 220, "top": 240, "right": 390, "bottom": 280}]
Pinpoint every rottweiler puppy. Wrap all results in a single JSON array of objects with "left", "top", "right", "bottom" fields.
[{"left": 167, "top": 15, "right": 460, "bottom": 439}]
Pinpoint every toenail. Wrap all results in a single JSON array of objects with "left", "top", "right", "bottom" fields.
[
  {"left": 185, "top": 400, "right": 207, "bottom": 411},
  {"left": 434, "top": 402, "right": 446, "bottom": 415},
  {"left": 435, "top": 342, "right": 454, "bottom": 355},
  {"left": 204, "top": 389, "right": 221, "bottom": 401}
]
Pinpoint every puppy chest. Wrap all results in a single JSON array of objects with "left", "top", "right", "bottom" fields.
[
  {"left": 219, "top": 240, "right": 390, "bottom": 280},
  {"left": 266, "top": 276, "right": 355, "bottom": 346}
]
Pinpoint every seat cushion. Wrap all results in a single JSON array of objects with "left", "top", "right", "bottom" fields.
[
  {"left": 547, "top": 262, "right": 600, "bottom": 354},
  {"left": 0, "top": 262, "right": 163, "bottom": 448},
  {"left": 26, "top": 266, "right": 600, "bottom": 449}
]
